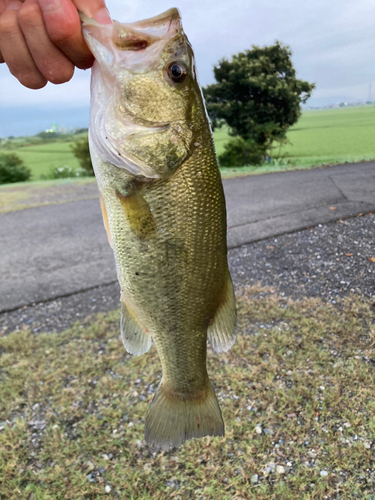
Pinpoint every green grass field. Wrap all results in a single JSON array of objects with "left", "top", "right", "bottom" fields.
[
  {"left": 278, "top": 105, "right": 375, "bottom": 164},
  {"left": 15, "top": 142, "right": 81, "bottom": 180},
  {"left": 0, "top": 133, "right": 86, "bottom": 181},
  {"left": 1, "top": 105, "right": 375, "bottom": 181},
  {"left": 213, "top": 104, "right": 375, "bottom": 176},
  {"left": 1, "top": 287, "right": 374, "bottom": 498}
]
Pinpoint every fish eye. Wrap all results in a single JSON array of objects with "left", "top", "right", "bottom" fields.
[{"left": 166, "top": 61, "right": 187, "bottom": 83}]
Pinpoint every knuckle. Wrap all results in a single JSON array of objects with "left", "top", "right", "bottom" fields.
[
  {"left": 18, "top": 2, "right": 42, "bottom": 28},
  {"left": 48, "top": 22, "right": 75, "bottom": 45},
  {"left": 0, "top": 12, "right": 15, "bottom": 37}
]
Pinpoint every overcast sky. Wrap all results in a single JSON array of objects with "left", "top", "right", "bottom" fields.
[{"left": 0, "top": 0, "right": 374, "bottom": 135}]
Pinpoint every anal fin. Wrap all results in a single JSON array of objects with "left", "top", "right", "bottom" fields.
[
  {"left": 207, "top": 274, "right": 237, "bottom": 354},
  {"left": 121, "top": 300, "right": 152, "bottom": 356}
]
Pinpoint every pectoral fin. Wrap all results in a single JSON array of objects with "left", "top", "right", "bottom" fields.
[
  {"left": 207, "top": 274, "right": 237, "bottom": 354},
  {"left": 121, "top": 300, "right": 152, "bottom": 356},
  {"left": 116, "top": 188, "right": 157, "bottom": 239}
]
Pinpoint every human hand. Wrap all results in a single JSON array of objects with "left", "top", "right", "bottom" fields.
[{"left": 0, "top": 0, "right": 111, "bottom": 89}]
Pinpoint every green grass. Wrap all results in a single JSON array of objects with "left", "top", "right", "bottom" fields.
[
  {"left": 2, "top": 105, "right": 375, "bottom": 183},
  {"left": 280, "top": 106, "right": 375, "bottom": 160},
  {"left": 0, "top": 133, "right": 87, "bottom": 181},
  {"left": 213, "top": 105, "right": 375, "bottom": 174},
  {"left": 1, "top": 286, "right": 374, "bottom": 499},
  {"left": 15, "top": 142, "right": 81, "bottom": 181}
]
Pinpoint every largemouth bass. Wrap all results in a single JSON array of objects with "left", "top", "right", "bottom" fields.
[{"left": 81, "top": 8, "right": 236, "bottom": 450}]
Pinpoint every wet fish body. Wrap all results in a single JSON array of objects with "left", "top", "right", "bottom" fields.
[{"left": 82, "top": 8, "right": 236, "bottom": 449}]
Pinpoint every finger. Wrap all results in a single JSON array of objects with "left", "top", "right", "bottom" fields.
[
  {"left": 0, "top": 1, "right": 47, "bottom": 88},
  {"left": 38, "top": 0, "right": 111, "bottom": 70},
  {"left": 18, "top": 0, "right": 74, "bottom": 84},
  {"left": 71, "top": 0, "right": 111, "bottom": 24}
]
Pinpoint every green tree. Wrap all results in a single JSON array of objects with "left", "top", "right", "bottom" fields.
[
  {"left": 203, "top": 41, "right": 315, "bottom": 165},
  {"left": 70, "top": 136, "right": 94, "bottom": 176},
  {"left": 37, "top": 131, "right": 61, "bottom": 140},
  {"left": 0, "top": 153, "right": 31, "bottom": 184}
]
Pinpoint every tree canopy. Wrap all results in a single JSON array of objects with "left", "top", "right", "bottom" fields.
[
  {"left": 203, "top": 42, "right": 315, "bottom": 164},
  {"left": 0, "top": 153, "right": 31, "bottom": 184},
  {"left": 70, "top": 137, "right": 94, "bottom": 176}
]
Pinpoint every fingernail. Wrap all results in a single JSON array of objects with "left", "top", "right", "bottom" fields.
[
  {"left": 94, "top": 7, "right": 112, "bottom": 24},
  {"left": 38, "top": 0, "right": 63, "bottom": 13}
]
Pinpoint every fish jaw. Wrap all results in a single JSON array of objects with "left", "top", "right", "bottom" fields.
[{"left": 82, "top": 9, "right": 201, "bottom": 180}]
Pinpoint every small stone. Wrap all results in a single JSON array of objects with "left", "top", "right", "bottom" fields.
[
  {"left": 102, "top": 454, "right": 109, "bottom": 461},
  {"left": 276, "top": 465, "right": 285, "bottom": 474},
  {"left": 320, "top": 470, "right": 328, "bottom": 477},
  {"left": 365, "top": 443, "right": 371, "bottom": 449},
  {"left": 105, "top": 485, "right": 111, "bottom": 493},
  {"left": 52, "top": 424, "right": 59, "bottom": 430},
  {"left": 251, "top": 474, "right": 258, "bottom": 483},
  {"left": 255, "top": 426, "right": 262, "bottom": 434},
  {"left": 319, "top": 386, "right": 325, "bottom": 391},
  {"left": 287, "top": 462, "right": 292, "bottom": 466},
  {"left": 343, "top": 422, "right": 351, "bottom": 428}
]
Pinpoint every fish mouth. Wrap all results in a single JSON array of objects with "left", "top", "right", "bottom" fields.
[
  {"left": 80, "top": 8, "right": 183, "bottom": 70},
  {"left": 112, "top": 8, "right": 182, "bottom": 51}
]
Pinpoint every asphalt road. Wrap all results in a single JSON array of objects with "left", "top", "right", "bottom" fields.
[{"left": 1, "top": 161, "right": 375, "bottom": 313}]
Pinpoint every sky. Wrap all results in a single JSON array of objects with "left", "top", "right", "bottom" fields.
[{"left": 0, "top": 0, "right": 374, "bottom": 136}]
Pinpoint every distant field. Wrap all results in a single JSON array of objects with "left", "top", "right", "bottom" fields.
[
  {"left": 213, "top": 105, "right": 375, "bottom": 174},
  {"left": 2, "top": 105, "right": 375, "bottom": 181},
  {"left": 0, "top": 134, "right": 86, "bottom": 181},
  {"left": 15, "top": 142, "right": 81, "bottom": 181}
]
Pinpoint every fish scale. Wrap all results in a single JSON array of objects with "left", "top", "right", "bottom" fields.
[{"left": 82, "top": 7, "right": 236, "bottom": 449}]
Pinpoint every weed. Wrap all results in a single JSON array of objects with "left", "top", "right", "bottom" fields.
[{"left": 0, "top": 288, "right": 374, "bottom": 498}]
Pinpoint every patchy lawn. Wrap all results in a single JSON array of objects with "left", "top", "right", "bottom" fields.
[
  {"left": 0, "top": 178, "right": 97, "bottom": 213},
  {"left": 0, "top": 286, "right": 374, "bottom": 499}
]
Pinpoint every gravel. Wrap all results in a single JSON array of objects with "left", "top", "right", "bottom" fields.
[
  {"left": 0, "top": 282, "right": 120, "bottom": 336},
  {"left": 230, "top": 212, "right": 375, "bottom": 302},
  {"left": 1, "top": 212, "right": 374, "bottom": 336}
]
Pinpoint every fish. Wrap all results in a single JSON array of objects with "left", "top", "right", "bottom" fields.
[{"left": 81, "top": 7, "right": 236, "bottom": 450}]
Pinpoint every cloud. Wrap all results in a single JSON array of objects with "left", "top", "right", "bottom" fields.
[
  {"left": 0, "top": 0, "right": 374, "bottom": 134},
  {"left": 0, "top": 67, "right": 90, "bottom": 108}
]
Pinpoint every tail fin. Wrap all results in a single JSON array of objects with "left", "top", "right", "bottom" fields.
[{"left": 145, "top": 382, "right": 224, "bottom": 450}]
